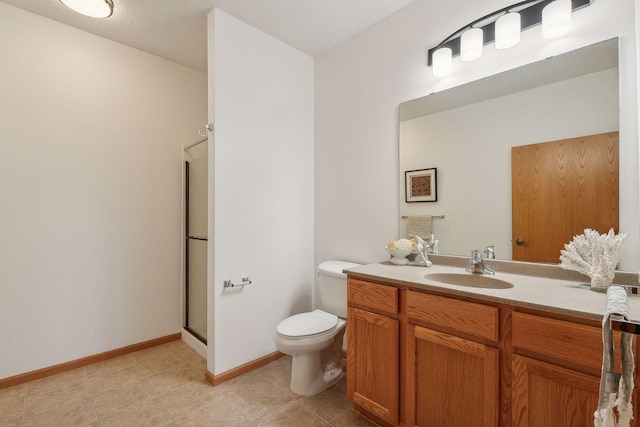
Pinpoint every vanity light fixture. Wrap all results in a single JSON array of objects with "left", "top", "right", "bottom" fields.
[
  {"left": 428, "top": 0, "right": 591, "bottom": 76},
  {"left": 542, "top": 0, "right": 572, "bottom": 38},
  {"left": 59, "top": 0, "right": 114, "bottom": 18},
  {"left": 460, "top": 28, "right": 483, "bottom": 61},
  {"left": 495, "top": 12, "right": 521, "bottom": 49},
  {"left": 432, "top": 47, "right": 453, "bottom": 77}
]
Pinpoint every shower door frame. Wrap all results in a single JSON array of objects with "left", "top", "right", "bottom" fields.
[{"left": 185, "top": 160, "right": 207, "bottom": 345}]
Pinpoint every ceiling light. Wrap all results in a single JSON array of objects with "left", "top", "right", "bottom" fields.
[
  {"left": 59, "top": 0, "right": 114, "bottom": 19},
  {"left": 495, "top": 12, "right": 521, "bottom": 50},
  {"left": 461, "top": 28, "right": 483, "bottom": 62},
  {"left": 542, "top": 0, "right": 572, "bottom": 39}
]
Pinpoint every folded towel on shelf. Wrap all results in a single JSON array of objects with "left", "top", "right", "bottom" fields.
[
  {"left": 595, "top": 286, "right": 635, "bottom": 427},
  {"left": 405, "top": 215, "right": 432, "bottom": 239}
]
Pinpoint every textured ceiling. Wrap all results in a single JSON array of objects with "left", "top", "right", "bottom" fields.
[{"left": 0, "top": 0, "right": 415, "bottom": 71}]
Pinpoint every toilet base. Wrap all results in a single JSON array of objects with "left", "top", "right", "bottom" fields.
[
  {"left": 290, "top": 353, "right": 342, "bottom": 396},
  {"left": 289, "top": 325, "right": 346, "bottom": 396}
]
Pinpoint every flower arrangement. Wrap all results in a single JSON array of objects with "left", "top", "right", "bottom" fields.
[
  {"left": 386, "top": 238, "right": 416, "bottom": 250},
  {"left": 559, "top": 228, "right": 627, "bottom": 292}
]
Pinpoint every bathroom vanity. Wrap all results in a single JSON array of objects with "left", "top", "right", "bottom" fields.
[{"left": 345, "top": 260, "right": 640, "bottom": 427}]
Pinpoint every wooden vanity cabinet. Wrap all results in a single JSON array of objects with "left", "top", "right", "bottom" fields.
[
  {"left": 511, "top": 312, "right": 634, "bottom": 427},
  {"left": 406, "top": 291, "right": 500, "bottom": 427},
  {"left": 511, "top": 355, "right": 600, "bottom": 427},
  {"left": 346, "top": 275, "right": 639, "bottom": 427},
  {"left": 347, "top": 278, "right": 400, "bottom": 425}
]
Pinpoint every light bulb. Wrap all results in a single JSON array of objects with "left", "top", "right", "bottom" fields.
[
  {"left": 432, "top": 47, "right": 452, "bottom": 77},
  {"left": 461, "top": 28, "right": 483, "bottom": 62},
  {"left": 59, "top": 0, "right": 114, "bottom": 18},
  {"left": 495, "top": 12, "right": 521, "bottom": 49},
  {"left": 542, "top": 0, "right": 572, "bottom": 39}
]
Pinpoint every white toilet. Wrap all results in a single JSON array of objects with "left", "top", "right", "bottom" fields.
[{"left": 275, "top": 260, "right": 361, "bottom": 396}]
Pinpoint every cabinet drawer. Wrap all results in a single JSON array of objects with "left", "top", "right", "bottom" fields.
[
  {"left": 348, "top": 279, "right": 398, "bottom": 315},
  {"left": 512, "top": 312, "right": 619, "bottom": 371},
  {"left": 406, "top": 291, "right": 499, "bottom": 342}
]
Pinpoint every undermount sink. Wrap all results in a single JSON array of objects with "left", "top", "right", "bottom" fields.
[{"left": 425, "top": 273, "right": 514, "bottom": 289}]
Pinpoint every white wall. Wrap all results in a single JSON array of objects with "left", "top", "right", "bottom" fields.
[
  {"left": 0, "top": 3, "right": 207, "bottom": 379},
  {"left": 207, "top": 9, "right": 315, "bottom": 375},
  {"left": 315, "top": 0, "right": 639, "bottom": 270},
  {"left": 400, "top": 69, "right": 619, "bottom": 260}
]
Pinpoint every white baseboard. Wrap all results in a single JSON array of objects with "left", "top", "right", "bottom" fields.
[{"left": 181, "top": 328, "right": 207, "bottom": 359}]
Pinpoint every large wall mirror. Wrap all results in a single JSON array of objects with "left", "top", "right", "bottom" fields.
[{"left": 399, "top": 38, "right": 640, "bottom": 271}]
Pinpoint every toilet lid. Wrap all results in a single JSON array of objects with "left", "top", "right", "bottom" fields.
[{"left": 277, "top": 309, "right": 338, "bottom": 337}]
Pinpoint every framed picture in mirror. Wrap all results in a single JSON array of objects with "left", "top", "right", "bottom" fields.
[{"left": 405, "top": 168, "right": 437, "bottom": 202}]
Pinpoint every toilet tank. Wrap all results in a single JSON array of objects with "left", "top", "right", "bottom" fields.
[{"left": 316, "top": 260, "right": 361, "bottom": 318}]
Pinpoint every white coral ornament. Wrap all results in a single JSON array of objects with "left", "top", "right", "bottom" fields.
[{"left": 560, "top": 228, "right": 627, "bottom": 292}]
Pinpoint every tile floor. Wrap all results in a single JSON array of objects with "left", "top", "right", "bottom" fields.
[{"left": 0, "top": 340, "right": 374, "bottom": 426}]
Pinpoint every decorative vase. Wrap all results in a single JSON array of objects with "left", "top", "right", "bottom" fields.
[{"left": 386, "top": 247, "right": 412, "bottom": 265}]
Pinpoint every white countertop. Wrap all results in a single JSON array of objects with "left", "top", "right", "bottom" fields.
[{"left": 345, "top": 262, "right": 640, "bottom": 323}]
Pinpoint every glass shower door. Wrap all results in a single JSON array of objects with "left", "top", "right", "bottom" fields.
[{"left": 185, "top": 156, "right": 207, "bottom": 343}]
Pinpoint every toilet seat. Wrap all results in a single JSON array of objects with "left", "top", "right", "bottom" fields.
[{"left": 277, "top": 309, "right": 338, "bottom": 339}]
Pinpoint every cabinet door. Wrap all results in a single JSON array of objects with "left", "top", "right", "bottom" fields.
[
  {"left": 512, "top": 354, "right": 600, "bottom": 427},
  {"left": 347, "top": 306, "right": 399, "bottom": 424},
  {"left": 412, "top": 325, "right": 499, "bottom": 427}
]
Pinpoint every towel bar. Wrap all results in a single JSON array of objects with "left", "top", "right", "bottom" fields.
[
  {"left": 224, "top": 277, "right": 251, "bottom": 288},
  {"left": 610, "top": 315, "right": 640, "bottom": 335},
  {"left": 401, "top": 215, "right": 445, "bottom": 220}
]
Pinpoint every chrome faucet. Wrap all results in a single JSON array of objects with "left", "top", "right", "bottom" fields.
[
  {"left": 484, "top": 245, "right": 495, "bottom": 259},
  {"left": 466, "top": 249, "right": 494, "bottom": 275}
]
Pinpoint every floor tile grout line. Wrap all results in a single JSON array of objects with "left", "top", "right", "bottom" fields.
[
  {"left": 295, "top": 386, "right": 344, "bottom": 425},
  {"left": 142, "top": 361, "right": 171, "bottom": 420},
  {"left": 294, "top": 398, "right": 335, "bottom": 425},
  {"left": 87, "top": 370, "right": 104, "bottom": 427},
  {"left": 21, "top": 385, "right": 27, "bottom": 427},
  {"left": 247, "top": 399, "right": 291, "bottom": 425},
  {"left": 93, "top": 354, "right": 162, "bottom": 423},
  {"left": 220, "top": 390, "right": 262, "bottom": 423},
  {"left": 155, "top": 388, "right": 180, "bottom": 426},
  {"left": 233, "top": 401, "right": 254, "bottom": 426},
  {"left": 152, "top": 345, "right": 212, "bottom": 425},
  {"left": 143, "top": 349, "right": 180, "bottom": 427}
]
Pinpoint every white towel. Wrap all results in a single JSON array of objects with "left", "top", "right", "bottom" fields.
[
  {"left": 405, "top": 215, "right": 432, "bottom": 240},
  {"left": 595, "top": 286, "right": 635, "bottom": 427}
]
